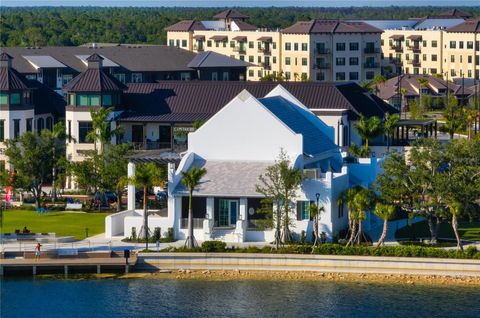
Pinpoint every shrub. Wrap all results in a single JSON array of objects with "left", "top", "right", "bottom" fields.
[
  {"left": 153, "top": 227, "right": 161, "bottom": 241},
  {"left": 165, "top": 227, "right": 175, "bottom": 242},
  {"left": 201, "top": 241, "right": 227, "bottom": 252}
]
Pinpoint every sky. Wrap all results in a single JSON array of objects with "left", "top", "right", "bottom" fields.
[{"left": 2, "top": 0, "right": 480, "bottom": 7}]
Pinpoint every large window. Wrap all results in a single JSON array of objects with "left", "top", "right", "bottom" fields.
[
  {"left": 349, "top": 57, "right": 359, "bottom": 65},
  {"left": 102, "top": 94, "right": 112, "bottom": 106},
  {"left": 349, "top": 72, "right": 359, "bottom": 80},
  {"left": 13, "top": 119, "right": 20, "bottom": 139},
  {"left": 336, "top": 57, "right": 345, "bottom": 66},
  {"left": 301, "top": 43, "right": 308, "bottom": 51},
  {"left": 78, "top": 121, "right": 93, "bottom": 143},
  {"left": 37, "top": 118, "right": 44, "bottom": 133},
  {"left": 26, "top": 118, "right": 33, "bottom": 132},
  {"left": 349, "top": 42, "right": 359, "bottom": 51},
  {"left": 46, "top": 117, "right": 53, "bottom": 131},
  {"left": 336, "top": 72, "right": 346, "bottom": 81},
  {"left": 450, "top": 41, "right": 456, "bottom": 49},
  {"left": 285, "top": 57, "right": 291, "bottom": 65},
  {"left": 301, "top": 58, "right": 307, "bottom": 66},
  {"left": 131, "top": 73, "right": 143, "bottom": 83},
  {"left": 285, "top": 42, "right": 291, "bottom": 51},
  {"left": 0, "top": 93, "right": 8, "bottom": 105},
  {"left": 336, "top": 43, "right": 345, "bottom": 51},
  {"left": 296, "top": 201, "right": 313, "bottom": 220},
  {"left": 10, "top": 93, "right": 21, "bottom": 105},
  {"left": 77, "top": 94, "right": 100, "bottom": 106},
  {"left": 0, "top": 120, "right": 4, "bottom": 141},
  {"left": 114, "top": 73, "right": 126, "bottom": 84}
]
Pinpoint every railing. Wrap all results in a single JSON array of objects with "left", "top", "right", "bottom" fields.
[
  {"left": 363, "top": 62, "right": 380, "bottom": 69},
  {"left": 407, "top": 60, "right": 421, "bottom": 67},
  {"left": 233, "top": 47, "right": 246, "bottom": 54},
  {"left": 304, "top": 168, "right": 325, "bottom": 180},
  {"left": 390, "top": 45, "right": 403, "bottom": 52},
  {"left": 407, "top": 46, "right": 421, "bottom": 53},
  {"left": 389, "top": 58, "right": 402, "bottom": 65},
  {"left": 315, "top": 48, "right": 331, "bottom": 54},
  {"left": 364, "top": 47, "right": 380, "bottom": 54},
  {"left": 130, "top": 141, "right": 172, "bottom": 151},
  {"left": 247, "top": 219, "right": 271, "bottom": 230},
  {"left": 260, "top": 63, "right": 271, "bottom": 70},
  {"left": 314, "top": 63, "right": 331, "bottom": 69},
  {"left": 258, "top": 47, "right": 271, "bottom": 55},
  {"left": 180, "top": 218, "right": 205, "bottom": 229},
  {"left": 194, "top": 45, "right": 204, "bottom": 52}
]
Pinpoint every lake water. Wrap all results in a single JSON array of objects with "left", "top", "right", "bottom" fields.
[{"left": 1, "top": 277, "right": 480, "bottom": 318}]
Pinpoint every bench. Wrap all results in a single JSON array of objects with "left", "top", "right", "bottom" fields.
[{"left": 65, "top": 203, "right": 83, "bottom": 210}]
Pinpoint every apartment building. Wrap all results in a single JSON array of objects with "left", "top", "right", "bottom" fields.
[{"left": 166, "top": 10, "right": 382, "bottom": 82}]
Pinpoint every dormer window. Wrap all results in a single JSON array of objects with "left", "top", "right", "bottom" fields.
[
  {"left": 0, "top": 93, "right": 7, "bottom": 105},
  {"left": 102, "top": 94, "right": 112, "bottom": 106},
  {"left": 10, "top": 93, "right": 21, "bottom": 105},
  {"left": 77, "top": 94, "right": 100, "bottom": 106}
]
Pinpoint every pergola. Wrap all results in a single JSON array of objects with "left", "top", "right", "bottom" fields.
[{"left": 392, "top": 119, "right": 438, "bottom": 146}]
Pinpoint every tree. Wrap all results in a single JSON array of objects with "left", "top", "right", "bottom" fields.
[
  {"left": 383, "top": 113, "right": 400, "bottom": 150},
  {"left": 353, "top": 187, "right": 376, "bottom": 245},
  {"left": 4, "top": 131, "right": 56, "bottom": 209},
  {"left": 101, "top": 144, "right": 132, "bottom": 211},
  {"left": 417, "top": 77, "right": 430, "bottom": 111},
  {"left": 309, "top": 203, "right": 325, "bottom": 246},
  {"left": 181, "top": 167, "right": 207, "bottom": 249},
  {"left": 440, "top": 95, "right": 465, "bottom": 140},
  {"left": 373, "top": 203, "right": 395, "bottom": 247},
  {"left": 372, "top": 74, "right": 386, "bottom": 95},
  {"left": 355, "top": 115, "right": 383, "bottom": 150},
  {"left": 256, "top": 150, "right": 303, "bottom": 248},
  {"left": 87, "top": 107, "right": 123, "bottom": 155},
  {"left": 45, "top": 122, "right": 70, "bottom": 202},
  {"left": 359, "top": 81, "right": 374, "bottom": 93},
  {"left": 129, "top": 163, "right": 165, "bottom": 250},
  {"left": 448, "top": 201, "right": 463, "bottom": 250}
]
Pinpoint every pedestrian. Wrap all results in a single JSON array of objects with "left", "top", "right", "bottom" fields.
[{"left": 35, "top": 243, "right": 42, "bottom": 261}]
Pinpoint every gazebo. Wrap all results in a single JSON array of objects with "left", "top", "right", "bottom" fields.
[{"left": 392, "top": 119, "right": 438, "bottom": 146}]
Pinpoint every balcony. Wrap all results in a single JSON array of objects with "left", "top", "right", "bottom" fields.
[
  {"left": 390, "top": 45, "right": 403, "bottom": 52},
  {"left": 260, "top": 63, "right": 272, "bottom": 70},
  {"left": 407, "top": 46, "right": 421, "bottom": 53},
  {"left": 258, "top": 47, "right": 271, "bottom": 55},
  {"left": 193, "top": 45, "right": 204, "bottom": 52},
  {"left": 407, "top": 60, "right": 421, "bottom": 67},
  {"left": 389, "top": 58, "right": 402, "bottom": 65},
  {"left": 315, "top": 48, "right": 331, "bottom": 55},
  {"left": 304, "top": 168, "right": 326, "bottom": 180},
  {"left": 233, "top": 46, "right": 246, "bottom": 54},
  {"left": 363, "top": 62, "right": 380, "bottom": 69},
  {"left": 314, "top": 63, "right": 331, "bottom": 69},
  {"left": 131, "top": 141, "right": 173, "bottom": 151},
  {"left": 364, "top": 47, "right": 380, "bottom": 54}
]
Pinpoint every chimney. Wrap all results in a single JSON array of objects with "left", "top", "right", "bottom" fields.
[
  {"left": 86, "top": 53, "right": 103, "bottom": 69},
  {"left": 0, "top": 52, "right": 12, "bottom": 68}
]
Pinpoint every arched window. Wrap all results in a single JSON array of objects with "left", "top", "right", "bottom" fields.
[
  {"left": 37, "top": 118, "right": 44, "bottom": 133},
  {"left": 46, "top": 117, "right": 53, "bottom": 131}
]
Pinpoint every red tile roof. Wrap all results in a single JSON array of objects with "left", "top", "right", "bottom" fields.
[
  {"left": 447, "top": 19, "right": 480, "bottom": 33},
  {"left": 213, "top": 9, "right": 249, "bottom": 20},
  {"left": 282, "top": 20, "right": 382, "bottom": 34},
  {"left": 165, "top": 20, "right": 207, "bottom": 32}
]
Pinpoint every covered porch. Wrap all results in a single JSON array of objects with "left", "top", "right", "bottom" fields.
[{"left": 391, "top": 119, "right": 438, "bottom": 146}]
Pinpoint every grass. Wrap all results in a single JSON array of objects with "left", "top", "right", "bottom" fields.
[
  {"left": 1, "top": 210, "right": 111, "bottom": 240},
  {"left": 395, "top": 220, "right": 480, "bottom": 242}
]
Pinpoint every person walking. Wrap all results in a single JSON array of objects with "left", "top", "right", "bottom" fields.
[{"left": 34, "top": 243, "right": 42, "bottom": 261}]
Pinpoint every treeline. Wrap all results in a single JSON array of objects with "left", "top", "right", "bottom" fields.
[{"left": 1, "top": 6, "right": 480, "bottom": 47}]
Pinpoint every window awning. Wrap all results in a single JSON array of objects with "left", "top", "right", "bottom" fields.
[
  {"left": 232, "top": 36, "right": 247, "bottom": 41},
  {"left": 193, "top": 35, "right": 206, "bottom": 40},
  {"left": 407, "top": 35, "right": 422, "bottom": 41},
  {"left": 210, "top": 35, "right": 228, "bottom": 41},
  {"left": 257, "top": 36, "right": 273, "bottom": 42},
  {"left": 389, "top": 35, "right": 404, "bottom": 40}
]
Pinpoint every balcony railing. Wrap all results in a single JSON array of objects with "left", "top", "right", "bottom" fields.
[
  {"left": 389, "top": 58, "right": 402, "bottom": 65},
  {"left": 304, "top": 168, "right": 325, "bottom": 180},
  {"left": 390, "top": 45, "right": 403, "bottom": 52},
  {"left": 180, "top": 218, "right": 205, "bottom": 229},
  {"left": 247, "top": 219, "right": 271, "bottom": 230},
  {"left": 233, "top": 47, "right": 246, "bottom": 54},
  {"left": 407, "top": 46, "right": 421, "bottom": 53},
  {"left": 407, "top": 60, "right": 421, "bottom": 67},
  {"left": 130, "top": 141, "right": 172, "bottom": 151},
  {"left": 194, "top": 45, "right": 204, "bottom": 51},
  {"left": 363, "top": 62, "right": 380, "bottom": 69},
  {"left": 315, "top": 48, "right": 331, "bottom": 55},
  {"left": 314, "top": 63, "right": 331, "bottom": 69},
  {"left": 258, "top": 47, "right": 271, "bottom": 55},
  {"left": 364, "top": 47, "right": 380, "bottom": 54},
  {"left": 260, "top": 63, "right": 272, "bottom": 70}
]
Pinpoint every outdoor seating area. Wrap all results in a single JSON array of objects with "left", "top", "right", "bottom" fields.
[{"left": 391, "top": 119, "right": 438, "bottom": 146}]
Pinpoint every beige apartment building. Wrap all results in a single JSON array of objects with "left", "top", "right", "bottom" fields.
[{"left": 166, "top": 10, "right": 382, "bottom": 82}]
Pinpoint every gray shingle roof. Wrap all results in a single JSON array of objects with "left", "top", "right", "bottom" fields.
[
  {"left": 187, "top": 51, "right": 251, "bottom": 68},
  {"left": 174, "top": 159, "right": 271, "bottom": 197},
  {"left": 259, "top": 96, "right": 338, "bottom": 156}
]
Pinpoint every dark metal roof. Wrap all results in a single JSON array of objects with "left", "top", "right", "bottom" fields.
[
  {"left": 407, "top": 35, "right": 423, "bottom": 40},
  {"left": 165, "top": 20, "right": 207, "bottom": 32},
  {"left": 1, "top": 45, "right": 197, "bottom": 73},
  {"left": 0, "top": 54, "right": 32, "bottom": 91},
  {"left": 187, "top": 51, "right": 251, "bottom": 69},
  {"left": 282, "top": 20, "right": 382, "bottom": 34},
  {"left": 447, "top": 19, "right": 480, "bottom": 33},
  {"left": 213, "top": 9, "right": 250, "bottom": 20},
  {"left": 64, "top": 68, "right": 127, "bottom": 92},
  {"left": 119, "top": 81, "right": 397, "bottom": 123},
  {"left": 257, "top": 36, "right": 273, "bottom": 42}
]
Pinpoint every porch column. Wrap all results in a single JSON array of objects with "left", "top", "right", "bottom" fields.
[
  {"left": 204, "top": 197, "right": 214, "bottom": 240},
  {"left": 127, "top": 162, "right": 136, "bottom": 210}
]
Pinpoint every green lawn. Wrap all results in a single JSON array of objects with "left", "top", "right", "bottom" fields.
[
  {"left": 395, "top": 220, "right": 480, "bottom": 241},
  {"left": 1, "top": 210, "right": 111, "bottom": 240}
]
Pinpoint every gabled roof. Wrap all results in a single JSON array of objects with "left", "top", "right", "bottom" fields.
[
  {"left": 64, "top": 67, "right": 127, "bottom": 92},
  {"left": 165, "top": 20, "right": 207, "bottom": 32},
  {"left": 447, "top": 19, "right": 480, "bottom": 33},
  {"left": 282, "top": 20, "right": 382, "bottom": 34},
  {"left": 259, "top": 96, "right": 337, "bottom": 156},
  {"left": 438, "top": 8, "right": 472, "bottom": 19},
  {"left": 232, "top": 19, "right": 257, "bottom": 31},
  {"left": 213, "top": 9, "right": 249, "bottom": 20},
  {"left": 120, "top": 81, "right": 397, "bottom": 123},
  {"left": 0, "top": 53, "right": 31, "bottom": 91},
  {"left": 187, "top": 51, "right": 251, "bottom": 68}
]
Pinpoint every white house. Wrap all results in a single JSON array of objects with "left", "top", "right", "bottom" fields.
[{"left": 106, "top": 85, "right": 383, "bottom": 243}]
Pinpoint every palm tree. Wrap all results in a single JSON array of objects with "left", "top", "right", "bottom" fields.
[
  {"left": 338, "top": 186, "right": 361, "bottom": 246},
  {"left": 47, "top": 122, "right": 71, "bottom": 202},
  {"left": 400, "top": 87, "right": 408, "bottom": 118},
  {"left": 87, "top": 107, "right": 123, "bottom": 155},
  {"left": 182, "top": 167, "right": 207, "bottom": 248},
  {"left": 372, "top": 74, "right": 386, "bottom": 95},
  {"left": 353, "top": 189, "right": 375, "bottom": 245},
  {"left": 374, "top": 203, "right": 395, "bottom": 247},
  {"left": 383, "top": 113, "right": 400, "bottom": 149},
  {"left": 448, "top": 201, "right": 463, "bottom": 251},
  {"left": 309, "top": 203, "right": 325, "bottom": 246},
  {"left": 418, "top": 77, "right": 430, "bottom": 112},
  {"left": 359, "top": 81, "right": 374, "bottom": 93},
  {"left": 129, "top": 163, "right": 164, "bottom": 250},
  {"left": 355, "top": 115, "right": 383, "bottom": 150}
]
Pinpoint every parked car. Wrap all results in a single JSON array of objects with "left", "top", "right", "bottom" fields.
[
  {"left": 156, "top": 190, "right": 168, "bottom": 201},
  {"left": 135, "top": 190, "right": 155, "bottom": 203},
  {"left": 104, "top": 191, "right": 118, "bottom": 204}
]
